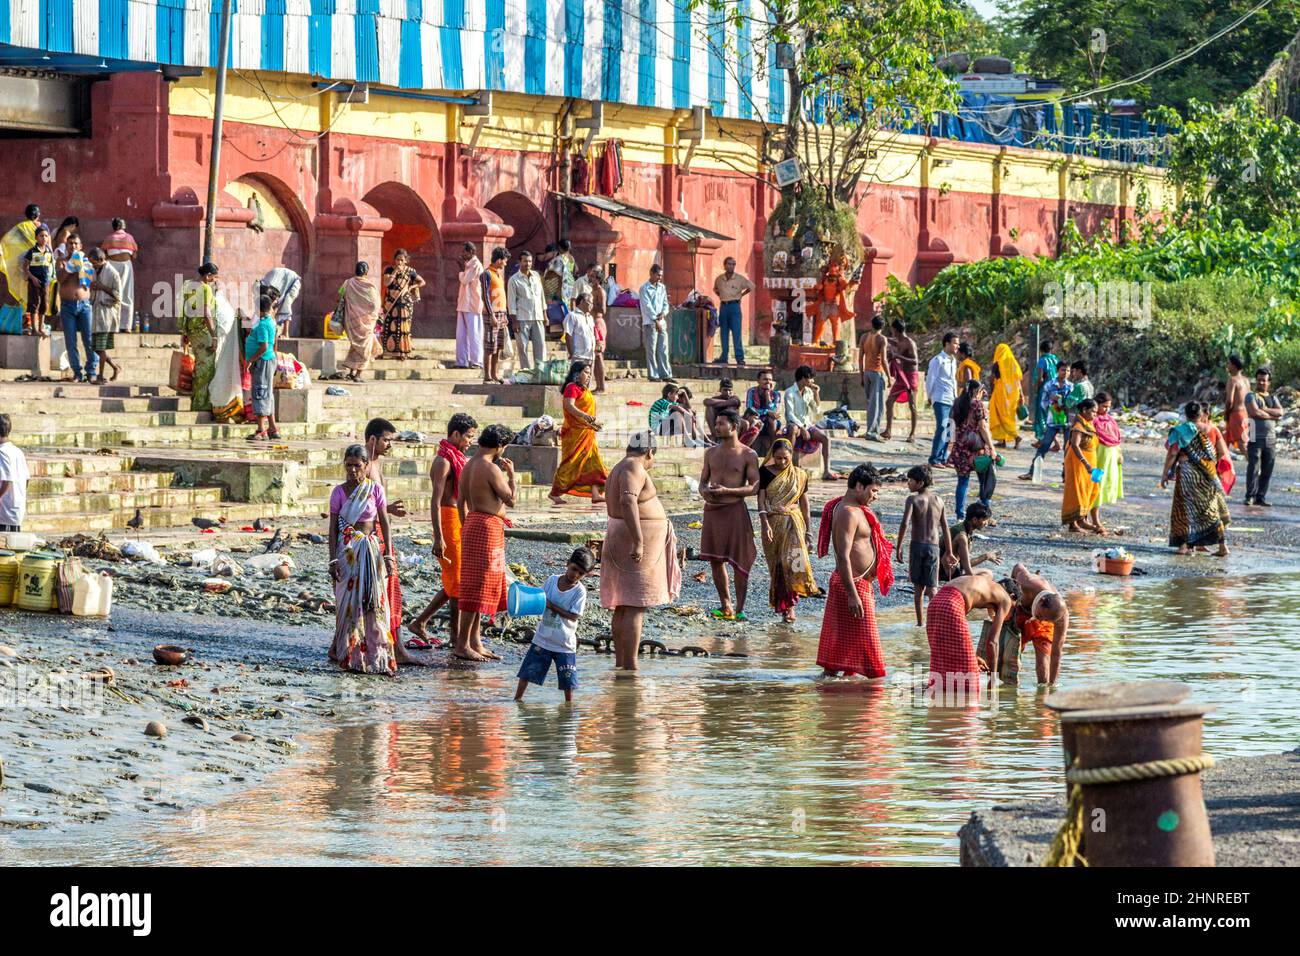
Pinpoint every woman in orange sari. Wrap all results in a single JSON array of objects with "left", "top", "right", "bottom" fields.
[
  {"left": 550, "top": 361, "right": 608, "bottom": 505},
  {"left": 1062, "top": 398, "right": 1102, "bottom": 534}
]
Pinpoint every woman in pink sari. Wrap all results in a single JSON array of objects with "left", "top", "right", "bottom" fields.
[
  {"left": 329, "top": 444, "right": 398, "bottom": 675},
  {"left": 339, "top": 261, "right": 382, "bottom": 382}
]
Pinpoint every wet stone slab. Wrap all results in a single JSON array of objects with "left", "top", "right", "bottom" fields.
[{"left": 959, "top": 747, "right": 1300, "bottom": 866}]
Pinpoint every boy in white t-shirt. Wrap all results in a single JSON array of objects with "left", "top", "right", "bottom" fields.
[
  {"left": 515, "top": 547, "right": 596, "bottom": 702},
  {"left": 0, "top": 414, "right": 29, "bottom": 532},
  {"left": 564, "top": 292, "right": 596, "bottom": 363}
]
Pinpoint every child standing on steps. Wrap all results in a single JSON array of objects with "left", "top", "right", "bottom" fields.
[
  {"left": 245, "top": 294, "right": 280, "bottom": 442},
  {"left": 895, "top": 464, "right": 954, "bottom": 626},
  {"left": 515, "top": 548, "right": 596, "bottom": 702}
]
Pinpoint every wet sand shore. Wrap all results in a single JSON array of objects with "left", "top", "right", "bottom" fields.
[{"left": 2, "top": 433, "right": 1297, "bottom": 843}]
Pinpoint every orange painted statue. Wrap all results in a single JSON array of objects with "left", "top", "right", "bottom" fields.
[{"left": 812, "top": 254, "right": 857, "bottom": 346}]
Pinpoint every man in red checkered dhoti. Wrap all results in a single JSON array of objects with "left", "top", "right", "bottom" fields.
[
  {"left": 815, "top": 465, "right": 894, "bottom": 679},
  {"left": 454, "top": 424, "right": 518, "bottom": 662},
  {"left": 925, "top": 574, "right": 1020, "bottom": 692}
]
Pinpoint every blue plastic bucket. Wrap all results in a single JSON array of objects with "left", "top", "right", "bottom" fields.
[
  {"left": 1090, "top": 467, "right": 1104, "bottom": 484},
  {"left": 507, "top": 582, "right": 547, "bottom": 617}
]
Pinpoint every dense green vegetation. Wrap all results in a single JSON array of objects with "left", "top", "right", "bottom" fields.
[{"left": 962, "top": 1, "right": 1300, "bottom": 116}]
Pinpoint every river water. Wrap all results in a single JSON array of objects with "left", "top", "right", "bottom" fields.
[{"left": 15, "top": 572, "right": 1300, "bottom": 865}]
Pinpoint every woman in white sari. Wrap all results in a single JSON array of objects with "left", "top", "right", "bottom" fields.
[
  {"left": 210, "top": 290, "right": 244, "bottom": 422},
  {"left": 328, "top": 444, "right": 398, "bottom": 675}
]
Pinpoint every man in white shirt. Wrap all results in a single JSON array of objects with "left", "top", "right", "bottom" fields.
[
  {"left": 925, "top": 331, "right": 961, "bottom": 466},
  {"left": 0, "top": 414, "right": 30, "bottom": 532},
  {"left": 565, "top": 292, "right": 596, "bottom": 363},
  {"left": 783, "top": 364, "right": 835, "bottom": 481},
  {"left": 456, "top": 242, "right": 485, "bottom": 369},
  {"left": 508, "top": 251, "right": 548, "bottom": 370},
  {"left": 639, "top": 264, "right": 673, "bottom": 381},
  {"left": 260, "top": 266, "right": 301, "bottom": 338}
]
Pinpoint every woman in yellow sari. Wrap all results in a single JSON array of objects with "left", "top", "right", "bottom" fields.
[
  {"left": 757, "top": 438, "right": 817, "bottom": 622},
  {"left": 988, "top": 342, "right": 1026, "bottom": 449},
  {"left": 550, "top": 361, "right": 607, "bottom": 505},
  {"left": 1062, "top": 398, "right": 1103, "bottom": 533}
]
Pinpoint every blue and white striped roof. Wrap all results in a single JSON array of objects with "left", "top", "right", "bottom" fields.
[{"left": 0, "top": 0, "right": 788, "bottom": 121}]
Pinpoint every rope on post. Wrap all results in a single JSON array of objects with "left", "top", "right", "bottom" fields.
[{"left": 1042, "top": 754, "right": 1215, "bottom": 867}]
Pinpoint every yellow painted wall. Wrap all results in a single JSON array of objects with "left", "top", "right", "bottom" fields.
[{"left": 169, "top": 69, "right": 1169, "bottom": 204}]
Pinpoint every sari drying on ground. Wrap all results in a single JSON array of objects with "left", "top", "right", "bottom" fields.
[
  {"left": 814, "top": 498, "right": 894, "bottom": 678},
  {"left": 1168, "top": 426, "right": 1231, "bottom": 548},
  {"left": 759, "top": 457, "right": 816, "bottom": 614},
  {"left": 341, "top": 277, "right": 382, "bottom": 372},
  {"left": 1062, "top": 418, "right": 1100, "bottom": 525},
  {"left": 180, "top": 280, "right": 217, "bottom": 412},
  {"left": 209, "top": 292, "right": 244, "bottom": 422},
  {"left": 551, "top": 382, "right": 608, "bottom": 498},
  {"left": 988, "top": 343, "right": 1023, "bottom": 443},
  {"left": 330, "top": 479, "right": 396, "bottom": 675}
]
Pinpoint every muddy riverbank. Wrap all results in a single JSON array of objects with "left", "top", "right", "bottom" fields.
[{"left": 3, "top": 433, "right": 1299, "bottom": 856}]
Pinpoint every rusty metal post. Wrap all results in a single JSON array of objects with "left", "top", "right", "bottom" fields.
[
  {"left": 1046, "top": 681, "right": 1190, "bottom": 800},
  {"left": 1061, "top": 702, "right": 1215, "bottom": 867}
]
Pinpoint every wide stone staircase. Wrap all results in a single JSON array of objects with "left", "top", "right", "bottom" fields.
[{"left": 3, "top": 333, "right": 738, "bottom": 536}]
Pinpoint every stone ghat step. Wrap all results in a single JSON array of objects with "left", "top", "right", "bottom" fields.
[
  {"left": 27, "top": 453, "right": 137, "bottom": 478},
  {"left": 23, "top": 501, "right": 275, "bottom": 535},
  {"left": 4, "top": 395, "right": 187, "bottom": 415},
  {"left": 12, "top": 409, "right": 212, "bottom": 430},
  {"left": 0, "top": 382, "right": 181, "bottom": 400},
  {"left": 27, "top": 470, "right": 197, "bottom": 496},
  {"left": 25, "top": 484, "right": 225, "bottom": 517}
]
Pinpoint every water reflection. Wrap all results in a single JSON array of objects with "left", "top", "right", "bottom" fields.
[{"left": 14, "top": 573, "right": 1300, "bottom": 866}]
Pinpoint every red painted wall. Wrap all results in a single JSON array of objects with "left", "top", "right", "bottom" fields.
[{"left": 0, "top": 74, "right": 1132, "bottom": 348}]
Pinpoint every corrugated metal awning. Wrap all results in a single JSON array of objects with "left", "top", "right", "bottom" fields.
[{"left": 556, "top": 193, "right": 733, "bottom": 243}]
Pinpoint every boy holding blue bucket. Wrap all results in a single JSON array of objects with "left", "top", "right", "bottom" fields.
[{"left": 515, "top": 547, "right": 597, "bottom": 702}]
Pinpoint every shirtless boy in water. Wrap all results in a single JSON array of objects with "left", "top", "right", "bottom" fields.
[{"left": 896, "top": 464, "right": 954, "bottom": 625}]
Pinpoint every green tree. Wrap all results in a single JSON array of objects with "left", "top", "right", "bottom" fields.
[
  {"left": 1008, "top": 0, "right": 1300, "bottom": 114},
  {"left": 1153, "top": 90, "right": 1300, "bottom": 231},
  {"left": 694, "top": 0, "right": 966, "bottom": 205}
]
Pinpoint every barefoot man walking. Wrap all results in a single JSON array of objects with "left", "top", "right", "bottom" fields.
[
  {"left": 600, "top": 431, "right": 682, "bottom": 670},
  {"left": 815, "top": 464, "right": 894, "bottom": 679},
  {"left": 409, "top": 412, "right": 478, "bottom": 647},
  {"left": 699, "top": 409, "right": 759, "bottom": 621},
  {"left": 455, "top": 424, "right": 517, "bottom": 661}
]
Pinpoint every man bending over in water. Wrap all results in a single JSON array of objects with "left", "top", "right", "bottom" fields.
[
  {"left": 1011, "top": 563, "right": 1070, "bottom": 684},
  {"left": 927, "top": 573, "right": 1019, "bottom": 696}
]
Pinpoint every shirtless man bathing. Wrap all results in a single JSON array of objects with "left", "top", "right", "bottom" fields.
[
  {"left": 1010, "top": 563, "right": 1070, "bottom": 685},
  {"left": 926, "top": 573, "right": 1020, "bottom": 696},
  {"left": 454, "top": 424, "right": 518, "bottom": 662},
  {"left": 699, "top": 409, "right": 760, "bottom": 621},
  {"left": 815, "top": 464, "right": 895, "bottom": 680},
  {"left": 600, "top": 431, "right": 682, "bottom": 670}
]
